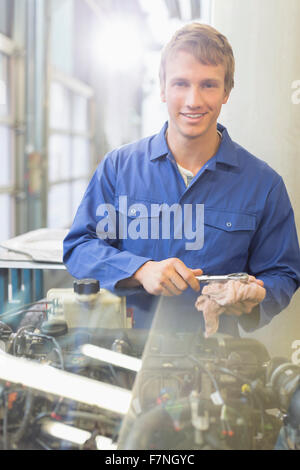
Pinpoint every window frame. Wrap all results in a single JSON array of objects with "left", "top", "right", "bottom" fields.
[
  {"left": 0, "top": 32, "right": 17, "bottom": 240},
  {"left": 46, "top": 66, "right": 95, "bottom": 229}
]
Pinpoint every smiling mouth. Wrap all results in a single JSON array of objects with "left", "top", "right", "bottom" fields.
[{"left": 181, "top": 112, "right": 207, "bottom": 119}]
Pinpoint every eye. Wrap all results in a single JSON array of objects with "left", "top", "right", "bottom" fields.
[
  {"left": 174, "top": 81, "right": 188, "bottom": 87},
  {"left": 202, "top": 82, "right": 218, "bottom": 89}
]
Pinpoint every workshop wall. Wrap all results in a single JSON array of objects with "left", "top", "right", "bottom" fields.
[{"left": 212, "top": 0, "right": 300, "bottom": 360}]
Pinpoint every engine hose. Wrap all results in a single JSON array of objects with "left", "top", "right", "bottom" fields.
[
  {"left": 118, "top": 398, "right": 195, "bottom": 450},
  {"left": 118, "top": 398, "right": 232, "bottom": 450},
  {"left": 10, "top": 390, "right": 34, "bottom": 445},
  {"left": 222, "top": 338, "right": 270, "bottom": 363},
  {"left": 66, "top": 328, "right": 149, "bottom": 356}
]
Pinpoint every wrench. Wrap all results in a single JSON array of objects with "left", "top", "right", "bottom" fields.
[{"left": 196, "top": 272, "right": 249, "bottom": 283}]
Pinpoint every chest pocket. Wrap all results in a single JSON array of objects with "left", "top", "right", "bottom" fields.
[
  {"left": 114, "top": 196, "right": 162, "bottom": 257},
  {"left": 202, "top": 208, "right": 256, "bottom": 272},
  {"left": 204, "top": 209, "right": 256, "bottom": 232}
]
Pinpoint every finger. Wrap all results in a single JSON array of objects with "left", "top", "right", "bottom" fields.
[
  {"left": 159, "top": 286, "right": 174, "bottom": 297},
  {"left": 148, "top": 283, "right": 173, "bottom": 296},
  {"left": 174, "top": 262, "right": 201, "bottom": 292},
  {"left": 169, "top": 271, "right": 189, "bottom": 291},
  {"left": 191, "top": 268, "right": 203, "bottom": 275},
  {"left": 248, "top": 275, "right": 264, "bottom": 286},
  {"left": 161, "top": 277, "right": 183, "bottom": 296}
]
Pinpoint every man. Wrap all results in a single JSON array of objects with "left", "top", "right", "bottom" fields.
[{"left": 63, "top": 23, "right": 300, "bottom": 336}]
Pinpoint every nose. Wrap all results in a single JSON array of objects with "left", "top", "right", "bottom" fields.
[{"left": 185, "top": 86, "right": 204, "bottom": 108}]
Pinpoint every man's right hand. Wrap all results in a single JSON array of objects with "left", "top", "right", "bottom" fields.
[{"left": 132, "top": 258, "right": 203, "bottom": 296}]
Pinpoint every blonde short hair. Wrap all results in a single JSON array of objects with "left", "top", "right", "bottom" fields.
[{"left": 159, "top": 23, "right": 235, "bottom": 94}]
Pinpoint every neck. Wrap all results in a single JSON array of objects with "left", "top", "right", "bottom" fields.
[{"left": 166, "top": 125, "right": 221, "bottom": 174}]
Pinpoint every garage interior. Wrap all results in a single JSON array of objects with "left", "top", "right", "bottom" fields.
[{"left": 0, "top": 0, "right": 299, "bottom": 451}]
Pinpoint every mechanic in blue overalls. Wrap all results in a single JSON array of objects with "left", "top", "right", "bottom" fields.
[{"left": 63, "top": 23, "right": 300, "bottom": 337}]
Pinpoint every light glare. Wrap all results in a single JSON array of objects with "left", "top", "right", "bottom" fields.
[
  {"left": 93, "top": 17, "right": 143, "bottom": 71},
  {"left": 0, "top": 350, "right": 131, "bottom": 415},
  {"left": 41, "top": 419, "right": 91, "bottom": 445},
  {"left": 81, "top": 344, "right": 142, "bottom": 372}
]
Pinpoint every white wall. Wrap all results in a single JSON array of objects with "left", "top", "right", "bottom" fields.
[{"left": 212, "top": 0, "right": 300, "bottom": 360}]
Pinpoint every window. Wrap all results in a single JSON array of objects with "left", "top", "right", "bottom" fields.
[
  {"left": 0, "top": 34, "right": 15, "bottom": 242},
  {"left": 0, "top": 0, "right": 14, "bottom": 38},
  {"left": 0, "top": 124, "right": 12, "bottom": 186},
  {"left": 0, "top": 193, "right": 11, "bottom": 242},
  {"left": 47, "top": 70, "right": 94, "bottom": 229}
]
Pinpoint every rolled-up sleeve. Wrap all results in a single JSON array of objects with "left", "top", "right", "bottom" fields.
[
  {"left": 239, "top": 176, "right": 300, "bottom": 331},
  {"left": 63, "top": 153, "right": 152, "bottom": 292}
]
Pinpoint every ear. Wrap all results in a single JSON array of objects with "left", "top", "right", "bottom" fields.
[
  {"left": 222, "top": 90, "right": 230, "bottom": 104},
  {"left": 160, "top": 85, "right": 166, "bottom": 103}
]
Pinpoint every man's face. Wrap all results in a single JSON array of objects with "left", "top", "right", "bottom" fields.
[{"left": 161, "top": 50, "right": 230, "bottom": 141}]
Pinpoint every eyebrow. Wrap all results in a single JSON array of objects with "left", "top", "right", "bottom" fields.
[{"left": 170, "top": 77, "right": 222, "bottom": 84}]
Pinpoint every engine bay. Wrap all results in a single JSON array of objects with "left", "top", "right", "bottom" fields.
[{"left": 0, "top": 297, "right": 299, "bottom": 451}]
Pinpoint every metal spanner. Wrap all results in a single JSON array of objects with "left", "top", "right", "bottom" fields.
[{"left": 196, "top": 272, "right": 249, "bottom": 283}]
